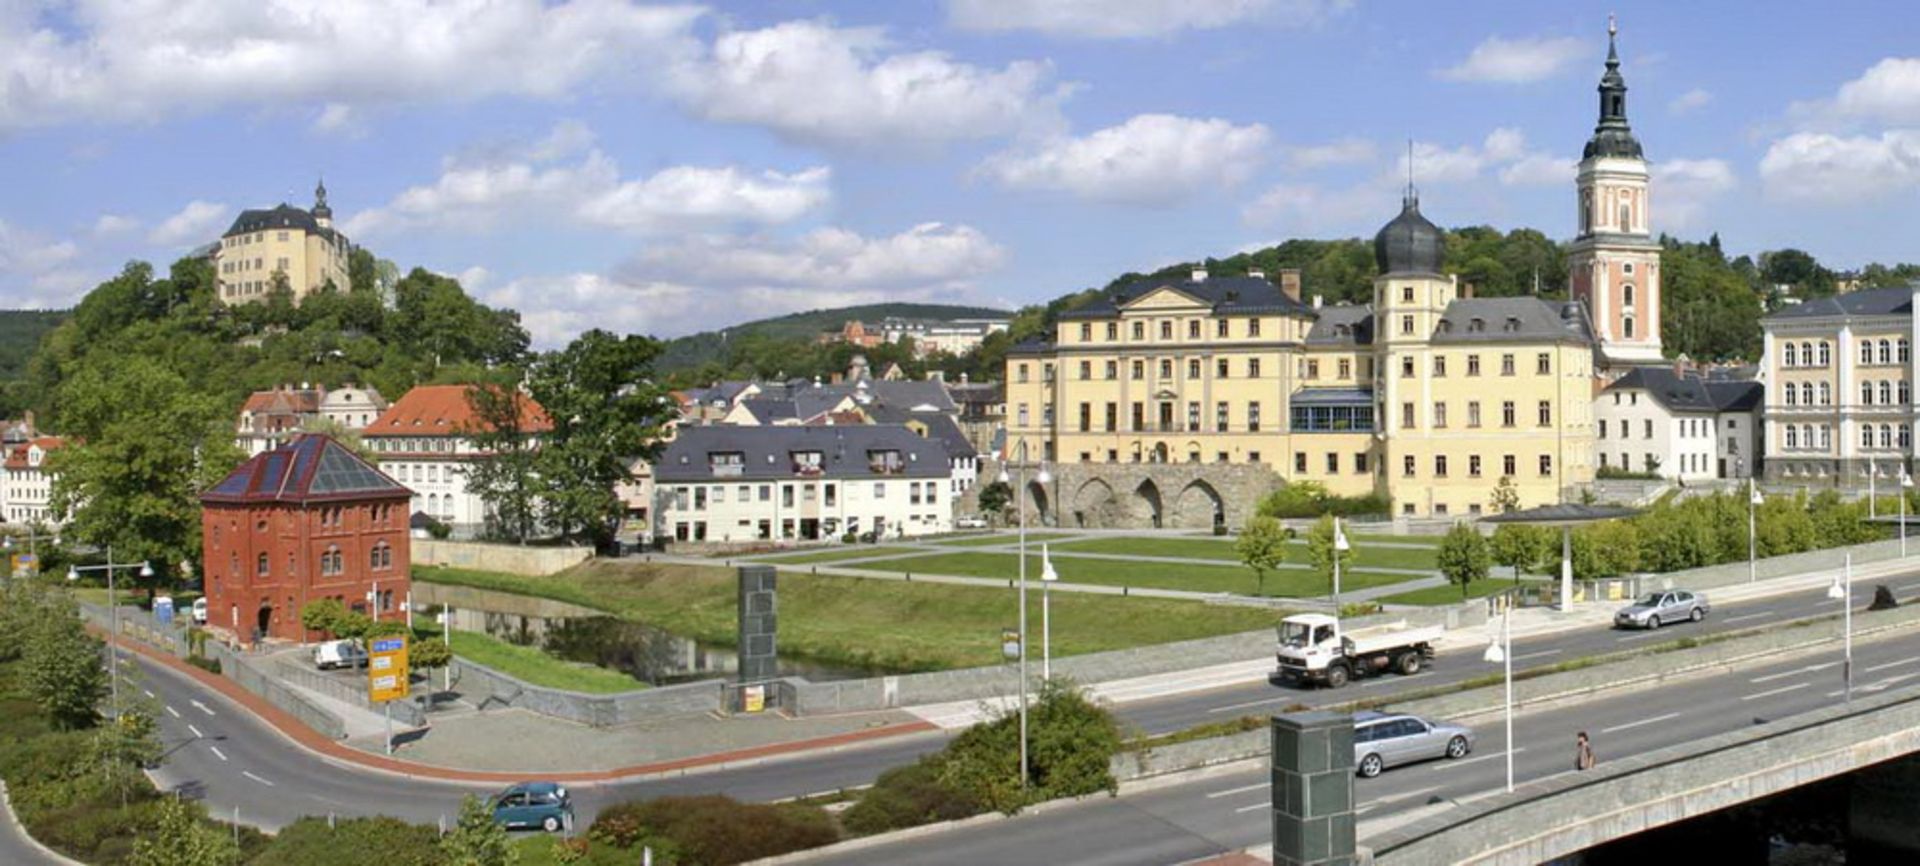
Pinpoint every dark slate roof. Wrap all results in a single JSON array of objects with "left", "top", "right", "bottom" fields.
[
  {"left": 223, "top": 204, "right": 340, "bottom": 242},
  {"left": 1057, "top": 275, "right": 1315, "bottom": 321},
  {"left": 1431, "top": 298, "right": 1594, "bottom": 346},
  {"left": 202, "top": 434, "right": 408, "bottom": 505},
  {"left": 1007, "top": 339, "right": 1054, "bottom": 356},
  {"left": 656, "top": 425, "right": 952, "bottom": 483},
  {"left": 1374, "top": 195, "right": 1446, "bottom": 276},
  {"left": 1305, "top": 304, "right": 1374, "bottom": 345},
  {"left": 1291, "top": 388, "right": 1374, "bottom": 406},
  {"left": 1765, "top": 285, "right": 1913, "bottom": 320},
  {"left": 946, "top": 382, "right": 1003, "bottom": 405},
  {"left": 735, "top": 398, "right": 799, "bottom": 423},
  {"left": 1604, "top": 367, "right": 1762, "bottom": 414},
  {"left": 863, "top": 405, "right": 978, "bottom": 459}
]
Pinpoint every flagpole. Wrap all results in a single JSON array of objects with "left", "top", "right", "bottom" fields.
[{"left": 1041, "top": 545, "right": 1057, "bottom": 680}]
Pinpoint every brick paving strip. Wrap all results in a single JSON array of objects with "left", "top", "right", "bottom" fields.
[{"left": 96, "top": 628, "right": 937, "bottom": 785}]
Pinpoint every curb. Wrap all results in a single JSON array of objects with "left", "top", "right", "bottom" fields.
[
  {"left": 0, "top": 781, "right": 86, "bottom": 866},
  {"left": 108, "top": 633, "right": 941, "bottom": 787}
]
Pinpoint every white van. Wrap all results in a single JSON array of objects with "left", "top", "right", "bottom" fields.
[
  {"left": 313, "top": 639, "right": 368, "bottom": 670},
  {"left": 191, "top": 597, "right": 208, "bottom": 625}
]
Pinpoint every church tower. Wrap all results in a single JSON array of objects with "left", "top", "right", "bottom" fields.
[{"left": 1569, "top": 17, "right": 1662, "bottom": 369}]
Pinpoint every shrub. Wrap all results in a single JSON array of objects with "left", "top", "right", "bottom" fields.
[
  {"left": 937, "top": 679, "right": 1121, "bottom": 814},
  {"left": 185, "top": 655, "right": 221, "bottom": 675},
  {"left": 1257, "top": 482, "right": 1390, "bottom": 518},
  {"left": 596, "top": 796, "right": 835, "bottom": 865},
  {"left": 840, "top": 760, "right": 982, "bottom": 837},
  {"left": 250, "top": 816, "right": 443, "bottom": 866}
]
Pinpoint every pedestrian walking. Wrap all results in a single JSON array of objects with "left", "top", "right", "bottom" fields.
[{"left": 1575, "top": 731, "right": 1596, "bottom": 771}]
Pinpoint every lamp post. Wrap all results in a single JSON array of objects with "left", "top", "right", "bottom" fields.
[
  {"left": 1481, "top": 606, "right": 1514, "bottom": 793},
  {"left": 1331, "top": 517, "right": 1350, "bottom": 610},
  {"left": 3, "top": 526, "right": 52, "bottom": 578},
  {"left": 1828, "top": 552, "right": 1853, "bottom": 702},
  {"left": 1902, "top": 472, "right": 1914, "bottom": 557},
  {"left": 1748, "top": 478, "right": 1764, "bottom": 583},
  {"left": 996, "top": 451, "right": 1051, "bottom": 791},
  {"left": 1869, "top": 460, "right": 1878, "bottom": 519},
  {"left": 1041, "top": 544, "right": 1057, "bottom": 680},
  {"left": 67, "top": 548, "right": 154, "bottom": 719}
]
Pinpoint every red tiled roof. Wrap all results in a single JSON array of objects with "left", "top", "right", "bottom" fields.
[
  {"left": 3, "top": 436, "right": 65, "bottom": 471},
  {"left": 240, "top": 387, "right": 323, "bottom": 416},
  {"left": 362, "top": 384, "right": 551, "bottom": 438}
]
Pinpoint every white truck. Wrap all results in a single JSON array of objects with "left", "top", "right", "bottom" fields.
[{"left": 1274, "top": 613, "right": 1442, "bottom": 688}]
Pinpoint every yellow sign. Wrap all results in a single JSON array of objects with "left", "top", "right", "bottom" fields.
[
  {"left": 368, "top": 635, "right": 410, "bottom": 702},
  {"left": 743, "top": 684, "right": 766, "bottom": 713}
]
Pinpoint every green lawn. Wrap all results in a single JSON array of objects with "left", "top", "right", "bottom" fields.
[
  {"left": 449, "top": 629, "right": 649, "bottom": 694},
  {"left": 851, "top": 551, "right": 1422, "bottom": 599},
  {"left": 1351, "top": 532, "right": 1442, "bottom": 547},
  {"left": 414, "top": 562, "right": 1295, "bottom": 672},
  {"left": 1050, "top": 536, "right": 1437, "bottom": 572},
  {"left": 931, "top": 532, "right": 1078, "bottom": 547},
  {"left": 1377, "top": 577, "right": 1542, "bottom": 606},
  {"left": 753, "top": 545, "right": 923, "bottom": 564}
]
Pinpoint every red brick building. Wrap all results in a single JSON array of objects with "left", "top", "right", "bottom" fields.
[{"left": 200, "top": 434, "right": 412, "bottom": 643}]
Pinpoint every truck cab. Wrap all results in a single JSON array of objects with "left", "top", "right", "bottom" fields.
[
  {"left": 1276, "top": 614, "right": 1346, "bottom": 678},
  {"left": 1275, "top": 613, "right": 1440, "bottom": 688}
]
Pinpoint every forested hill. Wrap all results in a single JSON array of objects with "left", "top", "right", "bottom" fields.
[
  {"left": 656, "top": 302, "right": 1011, "bottom": 373},
  {"left": 0, "top": 310, "right": 69, "bottom": 415}
]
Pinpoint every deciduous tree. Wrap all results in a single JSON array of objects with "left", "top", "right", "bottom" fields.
[
  {"left": 1437, "top": 522, "right": 1492, "bottom": 599},
  {"left": 1235, "top": 515, "right": 1290, "bottom": 597}
]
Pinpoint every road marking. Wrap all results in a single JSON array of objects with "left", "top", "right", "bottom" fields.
[
  {"left": 209, "top": 746, "right": 227, "bottom": 762},
  {"left": 1601, "top": 712, "right": 1681, "bottom": 735},
  {"left": 1615, "top": 631, "right": 1668, "bottom": 643},
  {"left": 165, "top": 705, "right": 181, "bottom": 719},
  {"left": 1743, "top": 682, "right": 1812, "bottom": 702},
  {"left": 1722, "top": 612, "right": 1772, "bottom": 625},
  {"left": 1433, "top": 747, "right": 1525, "bottom": 770},
  {"left": 1514, "top": 649, "right": 1561, "bottom": 662},
  {"left": 1234, "top": 800, "right": 1270, "bottom": 814},
  {"left": 1206, "top": 782, "right": 1268, "bottom": 799},
  {"left": 190, "top": 700, "right": 215, "bottom": 716},
  {"left": 1750, "top": 663, "right": 1836, "bottom": 684},
  {"left": 142, "top": 689, "right": 156, "bottom": 699},
  {"left": 1207, "top": 695, "right": 1304, "bottom": 714},
  {"left": 242, "top": 771, "right": 275, "bottom": 787},
  {"left": 187, "top": 724, "right": 203, "bottom": 739},
  {"left": 1866, "top": 657, "right": 1920, "bottom": 674}
]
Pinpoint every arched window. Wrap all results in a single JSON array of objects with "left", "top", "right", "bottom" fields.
[
  {"left": 1881, "top": 340, "right": 1894, "bottom": 365},
  {"left": 1902, "top": 381, "right": 1911, "bottom": 405},
  {"left": 322, "top": 545, "right": 341, "bottom": 576},
  {"left": 1881, "top": 381, "right": 1893, "bottom": 405},
  {"left": 1818, "top": 382, "right": 1830, "bottom": 405},
  {"left": 1821, "top": 425, "right": 1831, "bottom": 449},
  {"left": 1786, "top": 385, "right": 1797, "bottom": 406},
  {"left": 1902, "top": 424, "right": 1912, "bottom": 449},
  {"left": 1864, "top": 426, "right": 1877, "bottom": 449},
  {"left": 1863, "top": 341, "right": 1875, "bottom": 365},
  {"left": 1902, "top": 339, "right": 1912, "bottom": 364},
  {"left": 370, "top": 545, "right": 382, "bottom": 571},
  {"left": 1786, "top": 426, "right": 1798, "bottom": 448},
  {"left": 1623, "top": 284, "right": 1635, "bottom": 307},
  {"left": 1819, "top": 342, "right": 1831, "bottom": 366},
  {"left": 1784, "top": 348, "right": 1796, "bottom": 368},
  {"left": 229, "top": 553, "right": 238, "bottom": 579},
  {"left": 256, "top": 553, "right": 269, "bottom": 576},
  {"left": 1864, "top": 382, "right": 1876, "bottom": 405},
  {"left": 1623, "top": 316, "right": 1635, "bottom": 339},
  {"left": 1803, "top": 382, "right": 1815, "bottom": 405},
  {"left": 1581, "top": 191, "right": 1592, "bottom": 233},
  {"left": 1883, "top": 425, "right": 1895, "bottom": 449},
  {"left": 1800, "top": 343, "right": 1814, "bottom": 366},
  {"left": 1619, "top": 203, "right": 1631, "bottom": 229}
]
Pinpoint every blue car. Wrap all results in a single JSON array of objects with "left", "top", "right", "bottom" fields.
[{"left": 489, "top": 781, "right": 573, "bottom": 833}]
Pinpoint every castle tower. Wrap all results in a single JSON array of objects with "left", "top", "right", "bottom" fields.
[
  {"left": 1569, "top": 17, "right": 1662, "bottom": 369},
  {"left": 312, "top": 177, "right": 333, "bottom": 230}
]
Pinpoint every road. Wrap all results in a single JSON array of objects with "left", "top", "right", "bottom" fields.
[
  {"left": 818, "top": 622, "right": 1920, "bottom": 865},
  {"left": 131, "top": 572, "right": 1910, "bottom": 834},
  {"left": 0, "top": 782, "right": 72, "bottom": 866}
]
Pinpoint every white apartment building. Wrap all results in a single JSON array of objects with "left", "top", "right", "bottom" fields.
[
  {"left": 654, "top": 425, "right": 955, "bottom": 543},
  {"left": 2, "top": 436, "right": 64, "bottom": 526},
  {"left": 1595, "top": 366, "right": 1762, "bottom": 481},
  {"left": 362, "top": 384, "right": 550, "bottom": 537},
  {"left": 1760, "top": 283, "right": 1916, "bottom": 484}
]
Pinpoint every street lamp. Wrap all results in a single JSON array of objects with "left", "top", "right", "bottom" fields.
[
  {"left": 1828, "top": 552, "right": 1853, "bottom": 702},
  {"left": 67, "top": 547, "right": 153, "bottom": 719},
  {"left": 3, "top": 526, "right": 53, "bottom": 578},
  {"left": 1748, "top": 478, "right": 1764, "bottom": 584},
  {"left": 1331, "top": 517, "right": 1351, "bottom": 610},
  {"left": 1902, "top": 472, "right": 1914, "bottom": 557},
  {"left": 1481, "top": 607, "right": 1514, "bottom": 793},
  {"left": 995, "top": 451, "right": 1052, "bottom": 791},
  {"left": 1040, "top": 545, "right": 1058, "bottom": 680}
]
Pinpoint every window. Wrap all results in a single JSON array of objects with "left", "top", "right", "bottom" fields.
[
  {"left": 1079, "top": 403, "right": 1092, "bottom": 432},
  {"left": 1132, "top": 360, "right": 1145, "bottom": 380},
  {"left": 1623, "top": 284, "right": 1635, "bottom": 307},
  {"left": 1080, "top": 323, "right": 1092, "bottom": 341},
  {"left": 1217, "top": 319, "right": 1230, "bottom": 338},
  {"left": 1188, "top": 320, "right": 1201, "bottom": 339},
  {"left": 1401, "top": 315, "right": 1414, "bottom": 335},
  {"left": 1433, "top": 356, "right": 1446, "bottom": 377},
  {"left": 1248, "top": 402, "right": 1261, "bottom": 432},
  {"left": 1434, "top": 455, "right": 1448, "bottom": 477},
  {"left": 1903, "top": 382, "right": 1912, "bottom": 405},
  {"left": 1785, "top": 426, "right": 1798, "bottom": 448},
  {"left": 1403, "top": 455, "right": 1416, "bottom": 477},
  {"left": 1904, "top": 424, "right": 1914, "bottom": 450},
  {"left": 1537, "top": 353, "right": 1551, "bottom": 375},
  {"left": 1217, "top": 358, "right": 1230, "bottom": 378},
  {"left": 1160, "top": 359, "right": 1173, "bottom": 378},
  {"left": 1903, "top": 339, "right": 1912, "bottom": 364},
  {"left": 1882, "top": 381, "right": 1894, "bottom": 405},
  {"left": 1470, "top": 455, "right": 1482, "bottom": 477},
  {"left": 1106, "top": 360, "right": 1118, "bottom": 379},
  {"left": 1501, "top": 401, "right": 1515, "bottom": 427},
  {"left": 1644, "top": 418, "right": 1653, "bottom": 439},
  {"left": 1161, "top": 321, "right": 1173, "bottom": 340},
  {"left": 1339, "top": 359, "right": 1352, "bottom": 379},
  {"left": 1249, "top": 358, "right": 1262, "bottom": 377},
  {"left": 1105, "top": 402, "right": 1118, "bottom": 432},
  {"left": 1017, "top": 364, "right": 1029, "bottom": 384},
  {"left": 1355, "top": 453, "right": 1369, "bottom": 473},
  {"left": 1080, "top": 360, "right": 1092, "bottom": 380},
  {"left": 1017, "top": 405, "right": 1029, "bottom": 427},
  {"left": 1881, "top": 340, "right": 1893, "bottom": 365},
  {"left": 1864, "top": 382, "right": 1875, "bottom": 405},
  {"left": 1187, "top": 401, "right": 1200, "bottom": 432},
  {"left": 1467, "top": 355, "right": 1481, "bottom": 376},
  {"left": 257, "top": 553, "right": 269, "bottom": 577},
  {"left": 1538, "top": 400, "right": 1552, "bottom": 426},
  {"left": 1433, "top": 402, "right": 1448, "bottom": 428},
  {"left": 1107, "top": 322, "right": 1118, "bottom": 341},
  {"left": 1864, "top": 426, "right": 1876, "bottom": 449},
  {"left": 1503, "top": 454, "right": 1516, "bottom": 476},
  {"left": 1402, "top": 402, "right": 1416, "bottom": 429},
  {"left": 1883, "top": 425, "right": 1895, "bottom": 449},
  {"left": 1799, "top": 343, "right": 1812, "bottom": 366},
  {"left": 1862, "top": 341, "right": 1874, "bottom": 365},
  {"left": 1818, "top": 382, "right": 1830, "bottom": 405},
  {"left": 1467, "top": 401, "right": 1481, "bottom": 428},
  {"left": 1295, "top": 452, "right": 1308, "bottom": 473},
  {"left": 1188, "top": 359, "right": 1201, "bottom": 379},
  {"left": 1501, "top": 354, "right": 1515, "bottom": 376},
  {"left": 1539, "top": 454, "right": 1553, "bottom": 476},
  {"left": 1133, "top": 321, "right": 1145, "bottom": 341},
  {"left": 1402, "top": 356, "right": 1415, "bottom": 378},
  {"left": 1216, "top": 402, "right": 1228, "bottom": 431},
  {"left": 1303, "top": 360, "right": 1317, "bottom": 379},
  {"left": 1402, "top": 285, "right": 1414, "bottom": 302},
  {"left": 873, "top": 482, "right": 887, "bottom": 499},
  {"left": 1248, "top": 319, "right": 1261, "bottom": 337}
]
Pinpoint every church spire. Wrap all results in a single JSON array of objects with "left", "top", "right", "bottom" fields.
[{"left": 1584, "top": 15, "right": 1643, "bottom": 160}]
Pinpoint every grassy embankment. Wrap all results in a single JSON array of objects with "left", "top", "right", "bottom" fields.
[
  {"left": 443, "top": 628, "right": 649, "bottom": 694},
  {"left": 1052, "top": 536, "right": 1439, "bottom": 571},
  {"left": 847, "top": 551, "right": 1420, "bottom": 598},
  {"left": 751, "top": 546, "right": 924, "bottom": 564},
  {"left": 414, "top": 561, "right": 1293, "bottom": 672}
]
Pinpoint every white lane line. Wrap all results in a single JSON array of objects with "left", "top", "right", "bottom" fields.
[
  {"left": 1722, "top": 612, "right": 1772, "bottom": 625},
  {"left": 242, "top": 771, "right": 275, "bottom": 787},
  {"left": 187, "top": 724, "right": 203, "bottom": 739},
  {"left": 142, "top": 689, "right": 156, "bottom": 699},
  {"left": 1207, "top": 695, "right": 1303, "bottom": 715},
  {"left": 1750, "top": 663, "right": 1835, "bottom": 684},
  {"left": 1206, "top": 782, "right": 1268, "bottom": 799},
  {"left": 1615, "top": 630, "right": 1668, "bottom": 643},
  {"left": 1866, "top": 657, "right": 1920, "bottom": 674},
  {"left": 1743, "top": 682, "right": 1812, "bottom": 702},
  {"left": 1433, "top": 747, "right": 1525, "bottom": 770},
  {"left": 1514, "top": 649, "right": 1561, "bottom": 662},
  {"left": 1234, "top": 800, "right": 1270, "bottom": 814},
  {"left": 209, "top": 746, "right": 228, "bottom": 762},
  {"left": 165, "top": 705, "right": 181, "bottom": 718},
  {"left": 1600, "top": 712, "right": 1681, "bottom": 735},
  {"left": 190, "top": 700, "right": 215, "bottom": 716}
]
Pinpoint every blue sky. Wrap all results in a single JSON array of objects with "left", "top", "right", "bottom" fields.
[{"left": 3, "top": 0, "right": 1918, "bottom": 346}]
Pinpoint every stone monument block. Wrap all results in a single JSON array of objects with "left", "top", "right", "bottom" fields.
[
  {"left": 1272, "top": 710, "right": 1356, "bottom": 866},
  {"left": 737, "top": 565, "right": 777, "bottom": 683}
]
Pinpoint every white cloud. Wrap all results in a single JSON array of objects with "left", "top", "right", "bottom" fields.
[
  {"left": 1668, "top": 88, "right": 1712, "bottom": 115},
  {"left": 148, "top": 200, "right": 229, "bottom": 246},
  {"left": 1282, "top": 137, "right": 1376, "bottom": 170},
  {"left": 1437, "top": 35, "right": 1586, "bottom": 84},
  {"left": 980, "top": 113, "right": 1271, "bottom": 206},
  {"left": 1652, "top": 158, "right": 1737, "bottom": 230},
  {"left": 1240, "top": 182, "right": 1380, "bottom": 231},
  {"left": 1392, "top": 128, "right": 1562, "bottom": 187},
  {"left": 346, "top": 124, "right": 831, "bottom": 236},
  {"left": 0, "top": 1, "right": 704, "bottom": 133},
  {"left": 663, "top": 20, "right": 1068, "bottom": 150},
  {"left": 1498, "top": 153, "right": 1573, "bottom": 186},
  {"left": 1826, "top": 58, "right": 1920, "bottom": 126},
  {"left": 0, "top": 220, "right": 84, "bottom": 307},
  {"left": 311, "top": 103, "right": 365, "bottom": 136},
  {"left": 945, "top": 0, "right": 1347, "bottom": 39},
  {"left": 91, "top": 214, "right": 139, "bottom": 236},
  {"left": 1759, "top": 131, "right": 1920, "bottom": 204}
]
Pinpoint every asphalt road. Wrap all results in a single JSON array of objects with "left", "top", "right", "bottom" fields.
[
  {"left": 129, "top": 572, "right": 1915, "bottom": 835},
  {"left": 0, "top": 782, "right": 71, "bottom": 866},
  {"left": 819, "top": 621, "right": 1920, "bottom": 865}
]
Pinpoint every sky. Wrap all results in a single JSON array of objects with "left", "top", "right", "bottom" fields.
[{"left": 2, "top": 0, "right": 1918, "bottom": 347}]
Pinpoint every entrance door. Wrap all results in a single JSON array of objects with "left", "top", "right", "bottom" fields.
[{"left": 255, "top": 604, "right": 273, "bottom": 642}]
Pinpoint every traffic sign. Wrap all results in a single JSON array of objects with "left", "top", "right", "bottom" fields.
[{"left": 368, "top": 635, "right": 410, "bottom": 702}]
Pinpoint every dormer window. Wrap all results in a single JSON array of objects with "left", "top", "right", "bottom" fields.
[
  {"left": 709, "top": 451, "right": 745, "bottom": 477},
  {"left": 792, "top": 450, "right": 824, "bottom": 475},
  {"left": 867, "top": 449, "right": 904, "bottom": 475},
  {"left": 1468, "top": 318, "right": 1486, "bottom": 333},
  {"left": 1503, "top": 317, "right": 1521, "bottom": 332}
]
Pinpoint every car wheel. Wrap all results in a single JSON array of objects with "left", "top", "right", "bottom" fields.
[
  {"left": 1446, "top": 736, "right": 1470, "bottom": 759},
  {"left": 1690, "top": 607, "right": 1704, "bottom": 623},
  {"left": 542, "top": 816, "right": 561, "bottom": 833},
  {"left": 1358, "top": 753, "right": 1384, "bottom": 778},
  {"left": 1325, "top": 664, "right": 1350, "bottom": 689},
  {"left": 1647, "top": 615, "right": 1661, "bottom": 629}
]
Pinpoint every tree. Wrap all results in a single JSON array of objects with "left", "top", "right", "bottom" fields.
[
  {"left": 977, "top": 481, "right": 1011, "bottom": 520},
  {"left": 1489, "top": 476, "right": 1520, "bottom": 513},
  {"left": 1235, "top": 515, "right": 1290, "bottom": 596},
  {"left": 1436, "top": 522, "right": 1492, "bottom": 599},
  {"left": 441, "top": 794, "right": 518, "bottom": 866},
  {"left": 130, "top": 796, "right": 238, "bottom": 866},
  {"left": 22, "top": 594, "right": 108, "bottom": 729},
  {"left": 1305, "top": 515, "right": 1353, "bottom": 591},
  {"left": 464, "top": 381, "right": 544, "bottom": 543},
  {"left": 526, "top": 330, "right": 671, "bottom": 546},
  {"left": 300, "top": 598, "right": 347, "bottom": 637},
  {"left": 1489, "top": 524, "right": 1552, "bottom": 583},
  {"left": 412, "top": 636, "right": 454, "bottom": 694}
]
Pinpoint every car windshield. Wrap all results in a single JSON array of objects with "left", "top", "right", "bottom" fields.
[
  {"left": 1635, "top": 593, "right": 1663, "bottom": 606},
  {"left": 1279, "top": 622, "right": 1312, "bottom": 648}
]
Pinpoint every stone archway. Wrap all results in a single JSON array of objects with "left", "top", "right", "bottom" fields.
[
  {"left": 1151, "top": 442, "right": 1170, "bottom": 464},
  {"left": 1026, "top": 480, "right": 1053, "bottom": 527},
  {"left": 1173, "top": 480, "right": 1226, "bottom": 530},
  {"left": 1072, "top": 478, "right": 1120, "bottom": 528},
  {"left": 1134, "top": 479, "right": 1164, "bottom": 528}
]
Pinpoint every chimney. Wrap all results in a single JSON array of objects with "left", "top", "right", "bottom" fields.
[
  {"left": 1312, "top": 294, "right": 1323, "bottom": 309},
  {"left": 1191, "top": 267, "right": 1208, "bottom": 283},
  {"left": 1463, "top": 282, "right": 1475, "bottom": 299},
  {"left": 1278, "top": 268, "right": 1302, "bottom": 303},
  {"left": 1249, "top": 269, "right": 1266, "bottom": 280}
]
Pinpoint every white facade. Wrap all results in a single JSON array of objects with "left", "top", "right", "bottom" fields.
[
  {"left": 657, "top": 474, "right": 953, "bottom": 543},
  {"left": 1761, "top": 284, "right": 1917, "bottom": 484},
  {"left": 319, "top": 386, "right": 388, "bottom": 429},
  {"left": 2, "top": 438, "right": 63, "bottom": 526},
  {"left": 370, "top": 445, "right": 485, "bottom": 530},
  {"left": 1595, "top": 371, "right": 1761, "bottom": 481}
]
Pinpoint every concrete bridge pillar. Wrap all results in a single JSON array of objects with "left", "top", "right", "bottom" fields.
[
  {"left": 1851, "top": 753, "right": 1920, "bottom": 864},
  {"left": 1271, "top": 711, "right": 1355, "bottom": 866}
]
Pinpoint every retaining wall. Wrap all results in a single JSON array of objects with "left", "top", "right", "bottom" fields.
[
  {"left": 1653, "top": 536, "right": 1909, "bottom": 596},
  {"left": 267, "top": 655, "right": 429, "bottom": 727},
  {"left": 210, "top": 644, "right": 349, "bottom": 741},
  {"left": 450, "top": 657, "right": 721, "bottom": 727},
  {"left": 411, "top": 539, "right": 591, "bottom": 577},
  {"left": 1111, "top": 728, "right": 1268, "bottom": 781}
]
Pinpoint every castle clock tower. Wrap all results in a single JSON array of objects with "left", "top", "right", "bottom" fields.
[{"left": 1569, "top": 17, "right": 1662, "bottom": 371}]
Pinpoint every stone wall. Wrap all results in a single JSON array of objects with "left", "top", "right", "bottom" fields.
[
  {"left": 972, "top": 457, "right": 1285, "bottom": 530},
  {"left": 450, "top": 657, "right": 721, "bottom": 727},
  {"left": 411, "top": 539, "right": 591, "bottom": 576}
]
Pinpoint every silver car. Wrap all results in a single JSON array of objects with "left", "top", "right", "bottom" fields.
[
  {"left": 1613, "top": 590, "right": 1709, "bottom": 630},
  {"left": 1352, "top": 711, "right": 1475, "bottom": 778}
]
